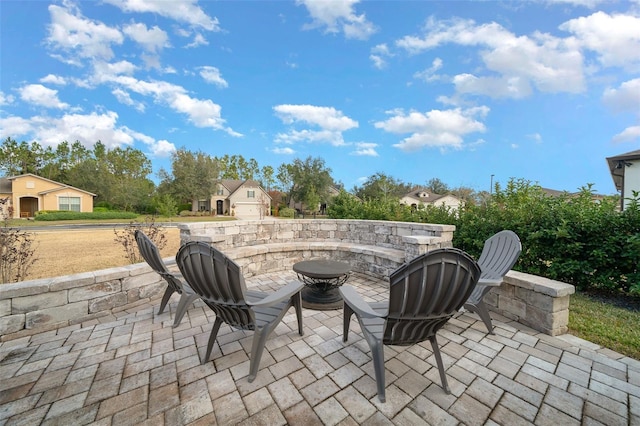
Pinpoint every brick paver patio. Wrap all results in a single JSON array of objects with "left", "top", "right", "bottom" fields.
[{"left": 1, "top": 271, "right": 638, "bottom": 425}]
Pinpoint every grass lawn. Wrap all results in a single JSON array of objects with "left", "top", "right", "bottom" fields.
[{"left": 568, "top": 291, "right": 640, "bottom": 359}]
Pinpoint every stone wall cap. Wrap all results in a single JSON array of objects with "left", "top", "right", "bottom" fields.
[
  {"left": 505, "top": 270, "right": 575, "bottom": 297},
  {"left": 0, "top": 278, "right": 53, "bottom": 299}
]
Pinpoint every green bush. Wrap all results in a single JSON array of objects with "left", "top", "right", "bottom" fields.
[
  {"left": 278, "top": 207, "right": 296, "bottom": 218},
  {"left": 93, "top": 207, "right": 110, "bottom": 212},
  {"left": 328, "top": 179, "right": 640, "bottom": 295},
  {"left": 34, "top": 211, "right": 138, "bottom": 221}
]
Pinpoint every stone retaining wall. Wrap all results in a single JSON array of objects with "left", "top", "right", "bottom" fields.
[{"left": 0, "top": 219, "right": 575, "bottom": 340}]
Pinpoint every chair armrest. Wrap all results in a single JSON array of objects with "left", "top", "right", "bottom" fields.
[
  {"left": 478, "top": 278, "right": 502, "bottom": 287},
  {"left": 339, "top": 286, "right": 383, "bottom": 319},
  {"left": 248, "top": 281, "right": 303, "bottom": 307}
]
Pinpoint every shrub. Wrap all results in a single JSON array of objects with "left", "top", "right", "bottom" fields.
[
  {"left": 153, "top": 194, "right": 178, "bottom": 217},
  {"left": 34, "top": 211, "right": 138, "bottom": 221},
  {"left": 113, "top": 216, "right": 167, "bottom": 264},
  {"left": 0, "top": 198, "right": 36, "bottom": 283},
  {"left": 278, "top": 207, "right": 296, "bottom": 218}
]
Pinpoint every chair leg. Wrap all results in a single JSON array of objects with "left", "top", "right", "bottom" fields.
[
  {"left": 343, "top": 303, "right": 354, "bottom": 342},
  {"left": 470, "top": 300, "right": 495, "bottom": 334},
  {"left": 429, "top": 335, "right": 450, "bottom": 394},
  {"left": 157, "top": 286, "right": 174, "bottom": 315},
  {"left": 369, "top": 340, "right": 386, "bottom": 403},
  {"left": 248, "top": 327, "right": 270, "bottom": 383},
  {"left": 172, "top": 293, "right": 198, "bottom": 328},
  {"left": 293, "top": 293, "right": 304, "bottom": 336},
  {"left": 202, "top": 317, "right": 223, "bottom": 365}
]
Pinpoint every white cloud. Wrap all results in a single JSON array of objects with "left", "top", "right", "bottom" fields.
[
  {"left": 40, "top": 74, "right": 67, "bottom": 85},
  {"left": 560, "top": 11, "right": 640, "bottom": 70},
  {"left": 87, "top": 64, "right": 240, "bottom": 136},
  {"left": 297, "top": 0, "right": 376, "bottom": 40},
  {"left": 199, "top": 66, "right": 228, "bottom": 88},
  {"left": 0, "top": 92, "right": 14, "bottom": 106},
  {"left": 185, "top": 33, "right": 209, "bottom": 48},
  {"left": 546, "top": 0, "right": 605, "bottom": 8},
  {"left": 123, "top": 22, "right": 169, "bottom": 53},
  {"left": 603, "top": 78, "right": 640, "bottom": 113},
  {"left": 19, "top": 84, "right": 69, "bottom": 109},
  {"left": 527, "top": 133, "right": 543, "bottom": 143},
  {"left": 273, "top": 104, "right": 358, "bottom": 146},
  {"left": 351, "top": 142, "right": 379, "bottom": 156},
  {"left": 374, "top": 106, "right": 489, "bottom": 152},
  {"left": 112, "top": 88, "right": 145, "bottom": 112},
  {"left": 396, "top": 17, "right": 586, "bottom": 98},
  {"left": 272, "top": 147, "right": 295, "bottom": 155},
  {"left": 370, "top": 44, "right": 392, "bottom": 69},
  {"left": 103, "top": 0, "right": 221, "bottom": 31},
  {"left": 0, "top": 111, "right": 144, "bottom": 148},
  {"left": 612, "top": 125, "right": 640, "bottom": 143},
  {"left": 47, "top": 4, "right": 124, "bottom": 62},
  {"left": 414, "top": 57, "right": 443, "bottom": 82},
  {"left": 148, "top": 139, "right": 176, "bottom": 157}
]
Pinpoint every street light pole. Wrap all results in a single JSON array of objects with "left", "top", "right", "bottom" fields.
[{"left": 490, "top": 174, "right": 494, "bottom": 194}]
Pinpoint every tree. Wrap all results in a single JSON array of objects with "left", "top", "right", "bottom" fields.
[
  {"left": 0, "top": 138, "right": 43, "bottom": 176},
  {"left": 288, "top": 156, "right": 333, "bottom": 212},
  {"left": 425, "top": 177, "right": 450, "bottom": 194},
  {"left": 259, "top": 165, "right": 275, "bottom": 191},
  {"left": 353, "top": 172, "right": 412, "bottom": 201},
  {"left": 160, "top": 148, "right": 219, "bottom": 211},
  {"left": 276, "top": 163, "right": 295, "bottom": 204},
  {"left": 217, "top": 154, "right": 260, "bottom": 180}
]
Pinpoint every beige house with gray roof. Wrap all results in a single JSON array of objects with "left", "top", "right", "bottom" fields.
[
  {"left": 400, "top": 188, "right": 461, "bottom": 211},
  {"left": 203, "top": 179, "right": 271, "bottom": 219}
]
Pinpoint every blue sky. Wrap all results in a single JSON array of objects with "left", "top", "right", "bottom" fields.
[{"left": 1, "top": 0, "right": 639, "bottom": 195}]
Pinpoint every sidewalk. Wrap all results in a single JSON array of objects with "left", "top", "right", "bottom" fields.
[{"left": 1, "top": 271, "right": 638, "bottom": 425}]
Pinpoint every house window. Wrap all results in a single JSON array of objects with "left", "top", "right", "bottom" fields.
[
  {"left": 247, "top": 190, "right": 255, "bottom": 198},
  {"left": 59, "top": 196, "right": 80, "bottom": 212},
  {"left": 217, "top": 188, "right": 224, "bottom": 195}
]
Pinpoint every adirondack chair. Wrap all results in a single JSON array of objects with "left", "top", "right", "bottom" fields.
[
  {"left": 135, "top": 230, "right": 198, "bottom": 327},
  {"left": 464, "top": 230, "right": 522, "bottom": 334},
  {"left": 340, "top": 247, "right": 481, "bottom": 402},
  {"left": 175, "top": 241, "right": 304, "bottom": 382}
]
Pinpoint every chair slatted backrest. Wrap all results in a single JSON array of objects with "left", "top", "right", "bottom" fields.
[
  {"left": 176, "top": 241, "right": 255, "bottom": 329},
  {"left": 384, "top": 248, "right": 481, "bottom": 345},
  {"left": 477, "top": 230, "right": 522, "bottom": 281},
  {"left": 135, "top": 230, "right": 183, "bottom": 294}
]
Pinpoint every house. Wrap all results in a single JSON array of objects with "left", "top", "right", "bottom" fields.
[
  {"left": 399, "top": 188, "right": 461, "bottom": 211},
  {"left": 0, "top": 173, "right": 95, "bottom": 218},
  {"left": 206, "top": 179, "right": 271, "bottom": 219},
  {"left": 606, "top": 149, "right": 640, "bottom": 211},
  {"left": 289, "top": 185, "right": 342, "bottom": 214}
]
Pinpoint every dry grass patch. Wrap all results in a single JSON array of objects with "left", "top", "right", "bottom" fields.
[{"left": 27, "top": 227, "right": 181, "bottom": 280}]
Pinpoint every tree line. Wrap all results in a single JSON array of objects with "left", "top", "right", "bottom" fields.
[{"left": 0, "top": 137, "right": 483, "bottom": 214}]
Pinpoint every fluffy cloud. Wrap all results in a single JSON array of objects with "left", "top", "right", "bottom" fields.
[
  {"left": 602, "top": 78, "right": 640, "bottom": 113},
  {"left": 297, "top": 0, "right": 376, "bottom": 40},
  {"left": 560, "top": 11, "right": 640, "bottom": 70},
  {"left": 123, "top": 22, "right": 169, "bottom": 53},
  {"left": 612, "top": 125, "right": 640, "bottom": 143},
  {"left": 103, "top": 0, "right": 221, "bottom": 31},
  {"left": 370, "top": 44, "right": 392, "bottom": 69},
  {"left": 199, "top": 66, "right": 228, "bottom": 88},
  {"left": 273, "top": 104, "right": 358, "bottom": 146},
  {"left": 351, "top": 142, "right": 379, "bottom": 156},
  {"left": 19, "top": 84, "right": 69, "bottom": 109},
  {"left": 375, "top": 107, "right": 489, "bottom": 152},
  {"left": 47, "top": 4, "right": 124, "bottom": 62},
  {"left": 396, "top": 17, "right": 586, "bottom": 98},
  {"left": 0, "top": 110, "right": 175, "bottom": 157}
]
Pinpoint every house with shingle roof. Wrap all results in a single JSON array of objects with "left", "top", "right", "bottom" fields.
[
  {"left": 607, "top": 149, "right": 640, "bottom": 211},
  {"left": 399, "top": 188, "right": 461, "bottom": 211},
  {"left": 205, "top": 179, "right": 271, "bottom": 219},
  {"left": 0, "top": 173, "right": 95, "bottom": 218}
]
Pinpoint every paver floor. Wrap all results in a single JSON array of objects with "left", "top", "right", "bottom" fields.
[{"left": 1, "top": 271, "right": 639, "bottom": 425}]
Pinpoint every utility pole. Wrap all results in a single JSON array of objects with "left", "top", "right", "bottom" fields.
[{"left": 490, "top": 174, "right": 494, "bottom": 194}]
